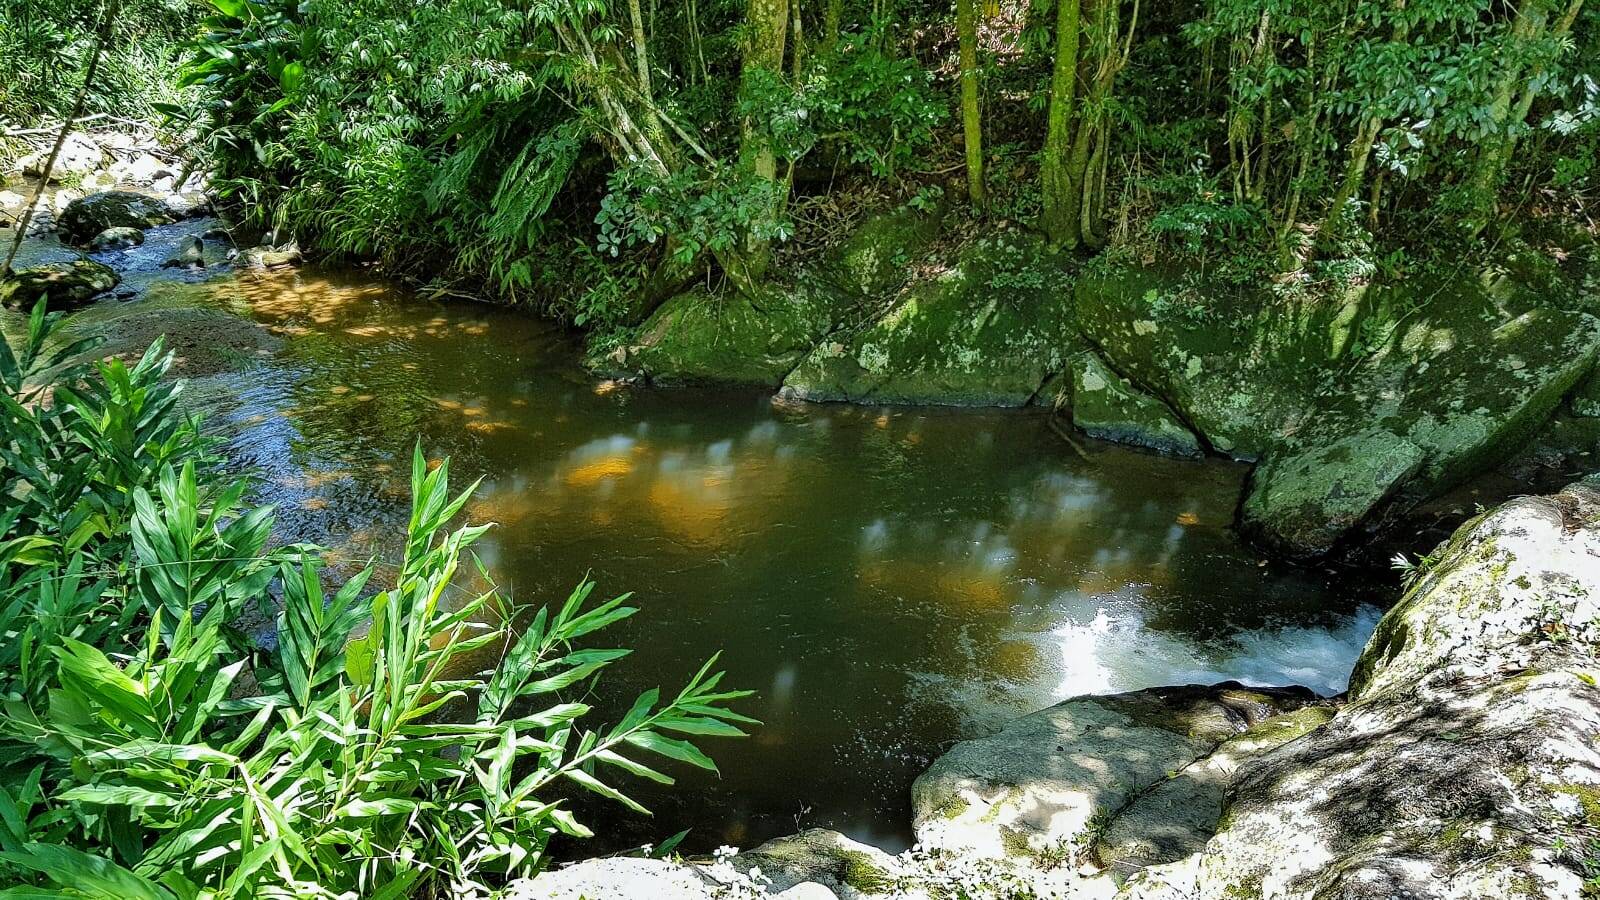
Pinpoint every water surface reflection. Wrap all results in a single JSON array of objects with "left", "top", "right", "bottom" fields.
[{"left": 55, "top": 266, "right": 1384, "bottom": 852}]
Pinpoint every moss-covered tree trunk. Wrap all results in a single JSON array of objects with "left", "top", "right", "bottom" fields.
[
  {"left": 1040, "top": 0, "right": 1082, "bottom": 247},
  {"left": 957, "top": 0, "right": 984, "bottom": 208},
  {"left": 1466, "top": 0, "right": 1583, "bottom": 234},
  {"left": 735, "top": 0, "right": 790, "bottom": 288}
]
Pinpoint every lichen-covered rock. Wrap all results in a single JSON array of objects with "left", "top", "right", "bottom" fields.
[
  {"left": 1239, "top": 430, "right": 1425, "bottom": 560},
  {"left": 733, "top": 829, "right": 898, "bottom": 898},
  {"left": 58, "top": 190, "right": 174, "bottom": 245},
  {"left": 1093, "top": 705, "right": 1334, "bottom": 875},
  {"left": 1070, "top": 352, "right": 1202, "bottom": 457},
  {"left": 0, "top": 258, "right": 119, "bottom": 309},
  {"left": 822, "top": 206, "right": 942, "bottom": 297},
  {"left": 1073, "top": 271, "right": 1333, "bottom": 460},
  {"left": 781, "top": 235, "right": 1077, "bottom": 406},
  {"left": 89, "top": 226, "right": 145, "bottom": 250},
  {"left": 910, "top": 682, "right": 1317, "bottom": 866},
  {"left": 1127, "top": 480, "right": 1600, "bottom": 900}
]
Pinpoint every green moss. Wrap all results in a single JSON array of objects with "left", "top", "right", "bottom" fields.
[{"left": 839, "top": 849, "right": 895, "bottom": 893}]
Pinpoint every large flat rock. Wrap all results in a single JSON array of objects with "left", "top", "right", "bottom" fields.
[{"left": 910, "top": 682, "right": 1318, "bottom": 866}]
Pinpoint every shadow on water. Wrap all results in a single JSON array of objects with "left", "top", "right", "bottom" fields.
[{"left": 14, "top": 264, "right": 1391, "bottom": 855}]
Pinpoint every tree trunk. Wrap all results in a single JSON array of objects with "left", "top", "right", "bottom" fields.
[
  {"left": 956, "top": 0, "right": 984, "bottom": 207},
  {"left": 737, "top": 0, "right": 790, "bottom": 287},
  {"left": 1040, "top": 0, "right": 1082, "bottom": 246}
]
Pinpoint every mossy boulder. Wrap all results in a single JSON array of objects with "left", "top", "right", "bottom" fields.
[
  {"left": 910, "top": 682, "right": 1317, "bottom": 865},
  {"left": 780, "top": 234, "right": 1077, "bottom": 406},
  {"left": 1125, "top": 480, "right": 1600, "bottom": 900},
  {"left": 1, "top": 258, "right": 119, "bottom": 309},
  {"left": 1070, "top": 351, "right": 1202, "bottom": 457},
  {"left": 58, "top": 190, "right": 175, "bottom": 246},
  {"left": 1239, "top": 429, "right": 1426, "bottom": 560},
  {"left": 822, "top": 206, "right": 942, "bottom": 297},
  {"left": 1073, "top": 269, "right": 1339, "bottom": 460},
  {"left": 593, "top": 207, "right": 942, "bottom": 389},
  {"left": 607, "top": 281, "right": 852, "bottom": 388}
]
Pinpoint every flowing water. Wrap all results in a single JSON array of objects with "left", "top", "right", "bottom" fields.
[{"left": 8, "top": 221, "right": 1387, "bottom": 854}]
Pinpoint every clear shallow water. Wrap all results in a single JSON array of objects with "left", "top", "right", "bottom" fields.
[{"left": 21, "top": 256, "right": 1386, "bottom": 854}]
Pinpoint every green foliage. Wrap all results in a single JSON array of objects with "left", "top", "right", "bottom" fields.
[
  {"left": 0, "top": 0, "right": 197, "bottom": 132},
  {"left": 0, "top": 310, "right": 754, "bottom": 897}
]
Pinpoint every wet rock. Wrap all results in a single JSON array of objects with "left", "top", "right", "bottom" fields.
[
  {"left": 1127, "top": 480, "right": 1600, "bottom": 900},
  {"left": 1239, "top": 429, "right": 1426, "bottom": 560},
  {"left": 239, "top": 242, "right": 304, "bottom": 269},
  {"left": 15, "top": 132, "right": 106, "bottom": 181},
  {"left": 200, "top": 226, "right": 233, "bottom": 242},
  {"left": 733, "top": 829, "right": 899, "bottom": 897},
  {"left": 162, "top": 235, "right": 205, "bottom": 269},
  {"left": 58, "top": 190, "right": 175, "bottom": 245},
  {"left": 1070, "top": 352, "right": 1202, "bottom": 457},
  {"left": 89, "top": 226, "right": 145, "bottom": 251},
  {"left": 781, "top": 234, "right": 1077, "bottom": 407},
  {"left": 1, "top": 258, "right": 119, "bottom": 309},
  {"left": 911, "top": 682, "right": 1318, "bottom": 866}
]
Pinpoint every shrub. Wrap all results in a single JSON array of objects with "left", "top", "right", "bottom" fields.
[{"left": 0, "top": 307, "right": 753, "bottom": 897}]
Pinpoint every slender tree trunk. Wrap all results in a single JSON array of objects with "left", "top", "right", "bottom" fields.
[
  {"left": 1322, "top": 0, "right": 1410, "bottom": 238},
  {"left": 1040, "top": 0, "right": 1081, "bottom": 246},
  {"left": 825, "top": 0, "right": 842, "bottom": 49},
  {"left": 736, "top": 0, "right": 790, "bottom": 287},
  {"left": 5, "top": 1, "right": 115, "bottom": 274},
  {"left": 1467, "top": 0, "right": 1582, "bottom": 232},
  {"left": 792, "top": 0, "right": 808, "bottom": 77},
  {"left": 627, "top": 0, "right": 653, "bottom": 102},
  {"left": 956, "top": 0, "right": 984, "bottom": 207}
]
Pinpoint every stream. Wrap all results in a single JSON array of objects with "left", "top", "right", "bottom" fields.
[{"left": 4, "top": 218, "right": 1387, "bottom": 855}]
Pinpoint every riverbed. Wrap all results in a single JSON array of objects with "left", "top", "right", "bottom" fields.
[{"left": 4, "top": 219, "right": 1386, "bottom": 855}]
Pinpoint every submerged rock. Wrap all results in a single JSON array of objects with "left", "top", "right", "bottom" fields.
[
  {"left": 781, "top": 234, "right": 1076, "bottom": 406},
  {"left": 89, "top": 226, "right": 145, "bottom": 251},
  {"left": 1069, "top": 351, "right": 1202, "bottom": 457},
  {"left": 58, "top": 190, "right": 175, "bottom": 245},
  {"left": 1127, "top": 479, "right": 1600, "bottom": 900},
  {"left": 1, "top": 258, "right": 119, "bottom": 309},
  {"left": 910, "top": 682, "right": 1319, "bottom": 866}
]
